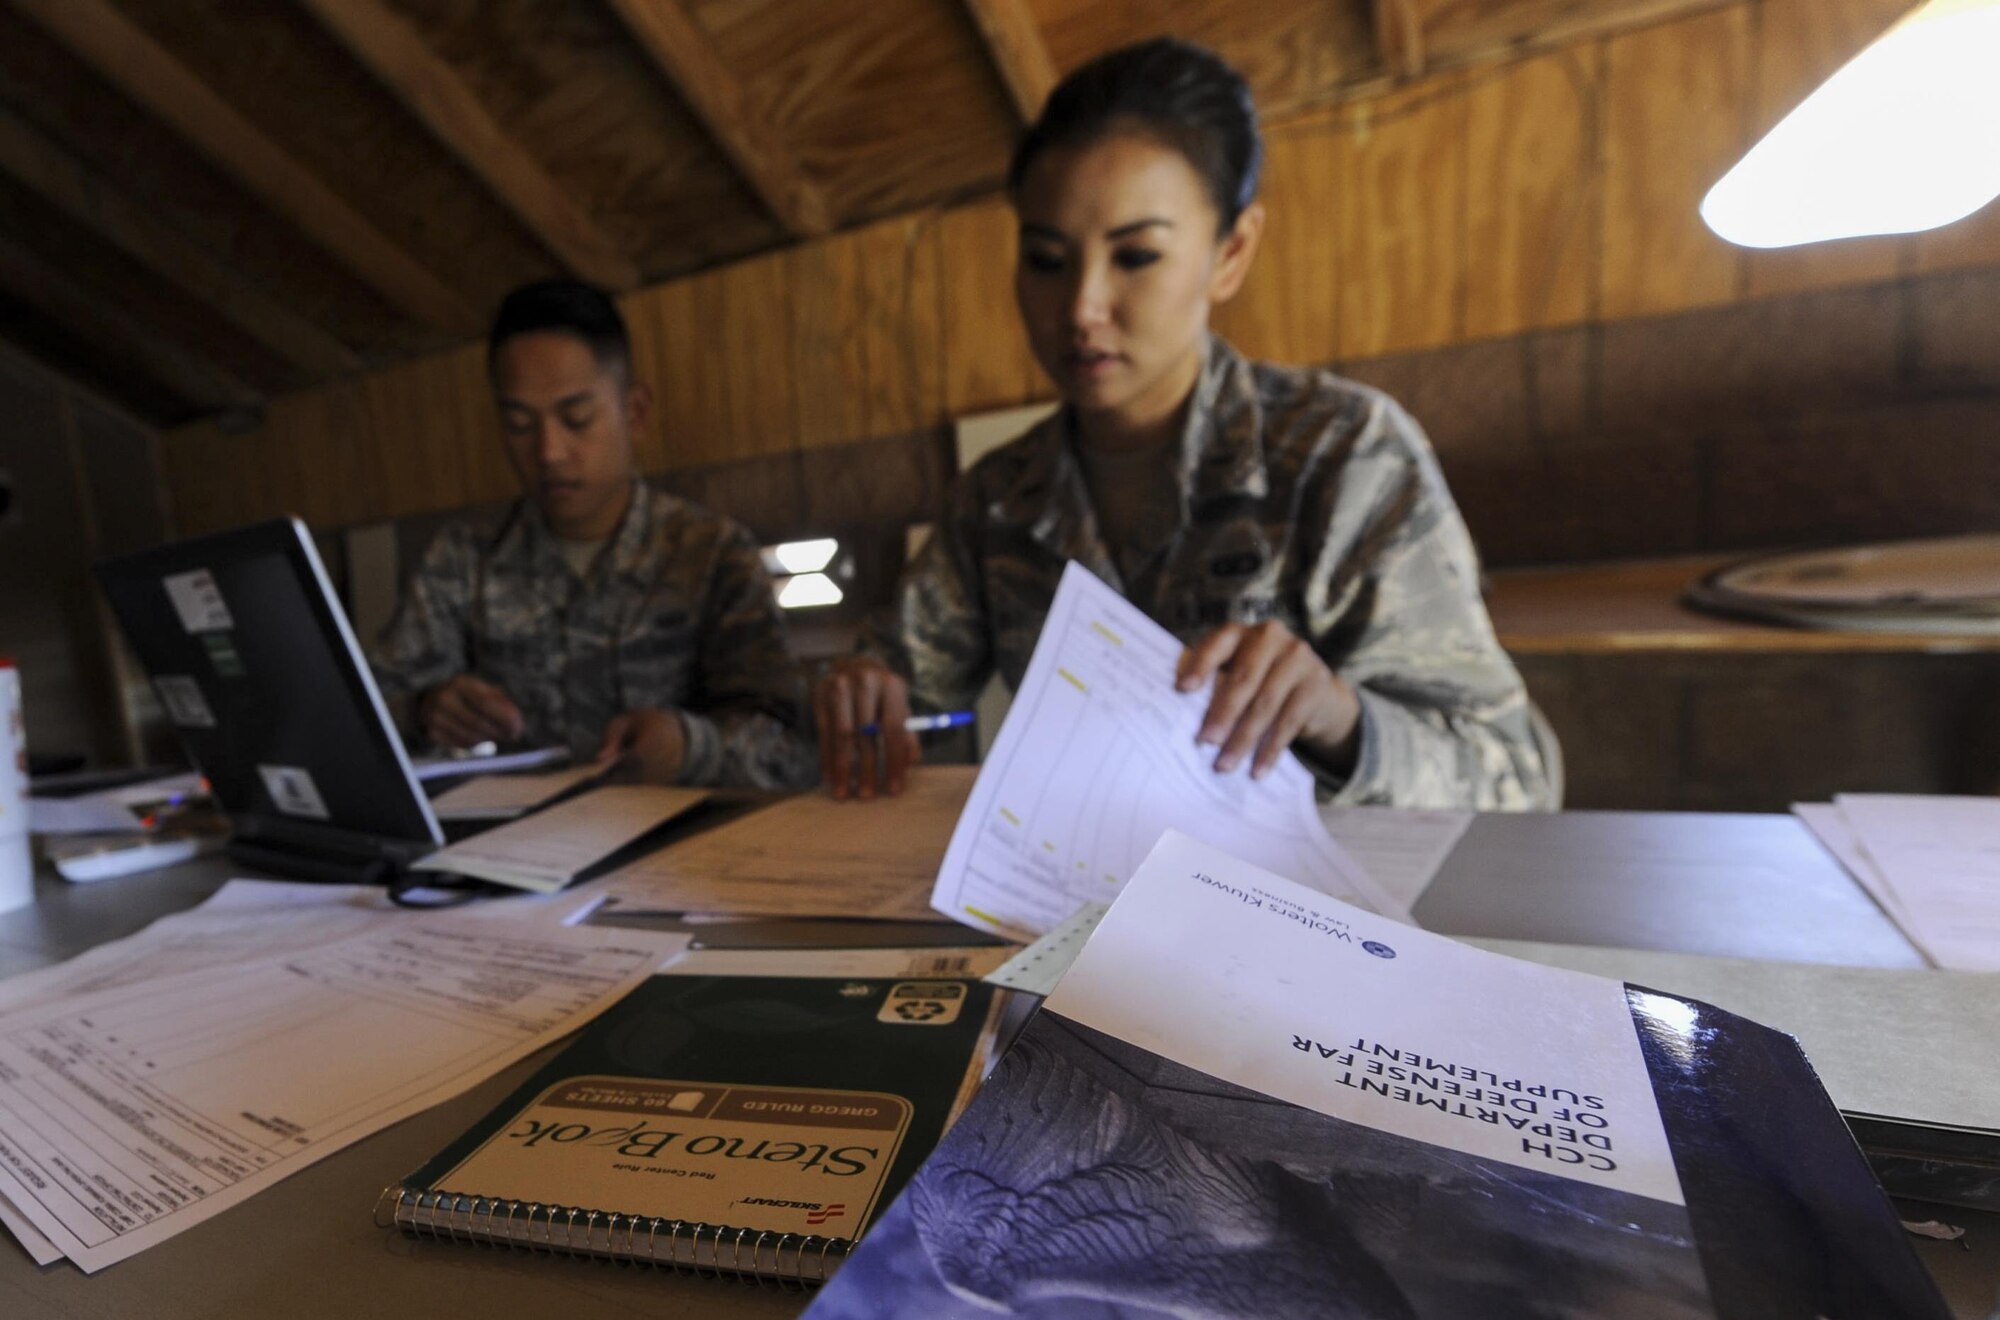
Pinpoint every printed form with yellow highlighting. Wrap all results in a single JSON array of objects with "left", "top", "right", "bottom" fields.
[{"left": 931, "top": 561, "right": 1404, "bottom": 940}]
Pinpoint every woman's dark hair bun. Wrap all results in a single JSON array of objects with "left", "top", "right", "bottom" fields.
[{"left": 1008, "top": 37, "right": 1262, "bottom": 231}]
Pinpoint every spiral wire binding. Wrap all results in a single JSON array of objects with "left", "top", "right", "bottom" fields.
[{"left": 378, "top": 1184, "right": 855, "bottom": 1284}]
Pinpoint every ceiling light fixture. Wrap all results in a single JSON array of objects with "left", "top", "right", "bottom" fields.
[{"left": 1701, "top": 0, "right": 2000, "bottom": 248}]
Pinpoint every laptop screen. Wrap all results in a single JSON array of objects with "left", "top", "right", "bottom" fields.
[{"left": 95, "top": 518, "right": 442, "bottom": 859}]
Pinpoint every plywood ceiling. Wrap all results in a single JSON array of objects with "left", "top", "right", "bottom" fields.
[{"left": 0, "top": 0, "right": 1731, "bottom": 424}]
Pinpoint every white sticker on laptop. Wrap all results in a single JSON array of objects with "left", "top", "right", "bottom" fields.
[
  {"left": 153, "top": 675, "right": 216, "bottom": 729},
  {"left": 258, "top": 764, "right": 331, "bottom": 820},
  {"left": 163, "top": 569, "right": 234, "bottom": 633}
]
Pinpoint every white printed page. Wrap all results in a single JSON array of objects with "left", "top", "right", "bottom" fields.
[
  {"left": 600, "top": 768, "right": 972, "bottom": 920},
  {"left": 933, "top": 562, "right": 1400, "bottom": 939},
  {"left": 429, "top": 764, "right": 608, "bottom": 820},
  {"left": 983, "top": 902, "right": 1110, "bottom": 996},
  {"left": 1793, "top": 803, "right": 1940, "bottom": 967},
  {"left": 0, "top": 1192, "right": 56, "bottom": 1265},
  {"left": 1045, "top": 831, "right": 1685, "bottom": 1207},
  {"left": 0, "top": 879, "right": 594, "bottom": 1017},
  {"left": 414, "top": 785, "right": 709, "bottom": 892},
  {"left": 1831, "top": 794, "right": 2000, "bottom": 971},
  {"left": 0, "top": 916, "right": 687, "bottom": 1271}
]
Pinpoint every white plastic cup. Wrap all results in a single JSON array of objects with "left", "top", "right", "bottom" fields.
[{"left": 0, "top": 659, "right": 32, "bottom": 914}]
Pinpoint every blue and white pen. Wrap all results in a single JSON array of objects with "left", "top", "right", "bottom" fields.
[{"left": 857, "top": 710, "right": 975, "bottom": 736}]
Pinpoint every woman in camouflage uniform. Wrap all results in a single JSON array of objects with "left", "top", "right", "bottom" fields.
[{"left": 817, "top": 38, "right": 1553, "bottom": 811}]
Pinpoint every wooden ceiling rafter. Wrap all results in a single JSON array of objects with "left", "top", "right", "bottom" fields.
[
  {"left": 298, "top": 0, "right": 641, "bottom": 293},
  {"left": 0, "top": 108, "right": 361, "bottom": 380},
  {"left": 960, "top": 0, "right": 1060, "bottom": 123},
  {"left": 4, "top": 0, "right": 482, "bottom": 336},
  {"left": 0, "top": 226, "right": 260, "bottom": 414},
  {"left": 603, "top": 0, "right": 833, "bottom": 238},
  {"left": 1373, "top": 0, "right": 1428, "bottom": 79},
  {"left": 1384, "top": 0, "right": 1743, "bottom": 76}
]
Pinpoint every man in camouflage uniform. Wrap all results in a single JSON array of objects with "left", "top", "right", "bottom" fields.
[
  {"left": 369, "top": 280, "right": 813, "bottom": 790},
  {"left": 860, "top": 336, "right": 1552, "bottom": 809}
]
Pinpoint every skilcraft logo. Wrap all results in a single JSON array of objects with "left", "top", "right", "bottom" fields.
[{"left": 805, "top": 1203, "right": 847, "bottom": 1226}]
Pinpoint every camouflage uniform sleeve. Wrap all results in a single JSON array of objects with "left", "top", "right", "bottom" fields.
[
  {"left": 858, "top": 477, "right": 995, "bottom": 714},
  {"left": 675, "top": 526, "right": 817, "bottom": 790},
  {"left": 1304, "top": 395, "right": 1555, "bottom": 810},
  {"left": 367, "top": 526, "right": 478, "bottom": 739}
]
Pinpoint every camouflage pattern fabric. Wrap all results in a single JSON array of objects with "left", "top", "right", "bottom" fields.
[
  {"left": 867, "top": 336, "right": 1553, "bottom": 810},
  {"left": 370, "top": 480, "right": 814, "bottom": 789}
]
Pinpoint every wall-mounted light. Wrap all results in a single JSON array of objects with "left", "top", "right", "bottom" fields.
[
  {"left": 1702, "top": 0, "right": 2000, "bottom": 248},
  {"left": 762, "top": 537, "right": 839, "bottom": 576},
  {"left": 762, "top": 538, "right": 848, "bottom": 609},
  {"left": 775, "top": 572, "right": 843, "bottom": 609}
]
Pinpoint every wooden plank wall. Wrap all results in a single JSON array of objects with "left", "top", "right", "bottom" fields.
[{"left": 163, "top": 0, "right": 1998, "bottom": 536}]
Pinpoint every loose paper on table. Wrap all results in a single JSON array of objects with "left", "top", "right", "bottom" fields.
[
  {"left": 409, "top": 745, "right": 568, "bottom": 781},
  {"left": 428, "top": 764, "right": 608, "bottom": 821},
  {"left": 1816, "top": 794, "right": 2000, "bottom": 972},
  {"left": 932, "top": 562, "right": 1400, "bottom": 940},
  {"left": 414, "top": 784, "right": 708, "bottom": 893},
  {"left": 27, "top": 770, "right": 207, "bottom": 835},
  {"left": 1794, "top": 802, "right": 1935, "bottom": 966},
  {"left": 0, "top": 878, "right": 596, "bottom": 1018},
  {"left": 983, "top": 902, "right": 1110, "bottom": 997},
  {"left": 599, "top": 768, "right": 974, "bottom": 921},
  {"left": 1469, "top": 937, "right": 2000, "bottom": 1143},
  {"left": 0, "top": 913, "right": 688, "bottom": 1271}
]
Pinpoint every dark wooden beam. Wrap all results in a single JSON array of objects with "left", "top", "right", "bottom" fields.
[
  {"left": 0, "top": 228, "right": 260, "bottom": 413},
  {"left": 0, "top": 310, "right": 188, "bottom": 422},
  {"left": 1391, "top": 0, "right": 1743, "bottom": 74},
  {"left": 6, "top": 0, "right": 481, "bottom": 335},
  {"left": 960, "top": 0, "right": 1058, "bottom": 123},
  {"left": 1374, "top": 0, "right": 1427, "bottom": 80},
  {"left": 602, "top": 0, "right": 832, "bottom": 238},
  {"left": 0, "top": 108, "right": 360, "bottom": 379},
  {"left": 299, "top": 0, "right": 641, "bottom": 291}
]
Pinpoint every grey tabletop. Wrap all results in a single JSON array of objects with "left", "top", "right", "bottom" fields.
[
  {"left": 1414, "top": 809, "right": 1927, "bottom": 968},
  {"left": 0, "top": 810, "right": 1991, "bottom": 1318}
]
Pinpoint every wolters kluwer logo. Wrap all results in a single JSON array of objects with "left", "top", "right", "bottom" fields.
[{"left": 1362, "top": 940, "right": 1397, "bottom": 959}]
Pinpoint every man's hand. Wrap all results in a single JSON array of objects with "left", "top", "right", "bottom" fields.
[
  {"left": 1176, "top": 620, "right": 1360, "bottom": 779},
  {"left": 595, "top": 708, "right": 688, "bottom": 785},
  {"left": 814, "top": 657, "right": 922, "bottom": 800},
  {"left": 419, "top": 675, "right": 525, "bottom": 751}
]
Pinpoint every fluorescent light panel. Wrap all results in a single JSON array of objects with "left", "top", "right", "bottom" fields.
[
  {"left": 765, "top": 538, "right": 839, "bottom": 575},
  {"left": 776, "top": 572, "right": 843, "bottom": 609}
]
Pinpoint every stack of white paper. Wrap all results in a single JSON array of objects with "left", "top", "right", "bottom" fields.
[
  {"left": 428, "top": 763, "right": 608, "bottom": 821},
  {"left": 414, "top": 784, "right": 708, "bottom": 892},
  {"left": 0, "top": 885, "right": 688, "bottom": 1272},
  {"left": 27, "top": 770, "right": 206, "bottom": 834},
  {"left": 1795, "top": 794, "right": 2000, "bottom": 970}
]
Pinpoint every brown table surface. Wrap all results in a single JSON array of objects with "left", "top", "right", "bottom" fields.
[
  {"left": 1487, "top": 553, "right": 2000, "bottom": 655},
  {"left": 0, "top": 808, "right": 1993, "bottom": 1318}
]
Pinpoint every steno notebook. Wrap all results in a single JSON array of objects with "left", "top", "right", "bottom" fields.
[
  {"left": 807, "top": 831, "right": 1950, "bottom": 1319},
  {"left": 377, "top": 962, "right": 1002, "bottom": 1283}
]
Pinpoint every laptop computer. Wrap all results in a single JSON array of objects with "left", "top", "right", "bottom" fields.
[{"left": 94, "top": 517, "right": 453, "bottom": 883}]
